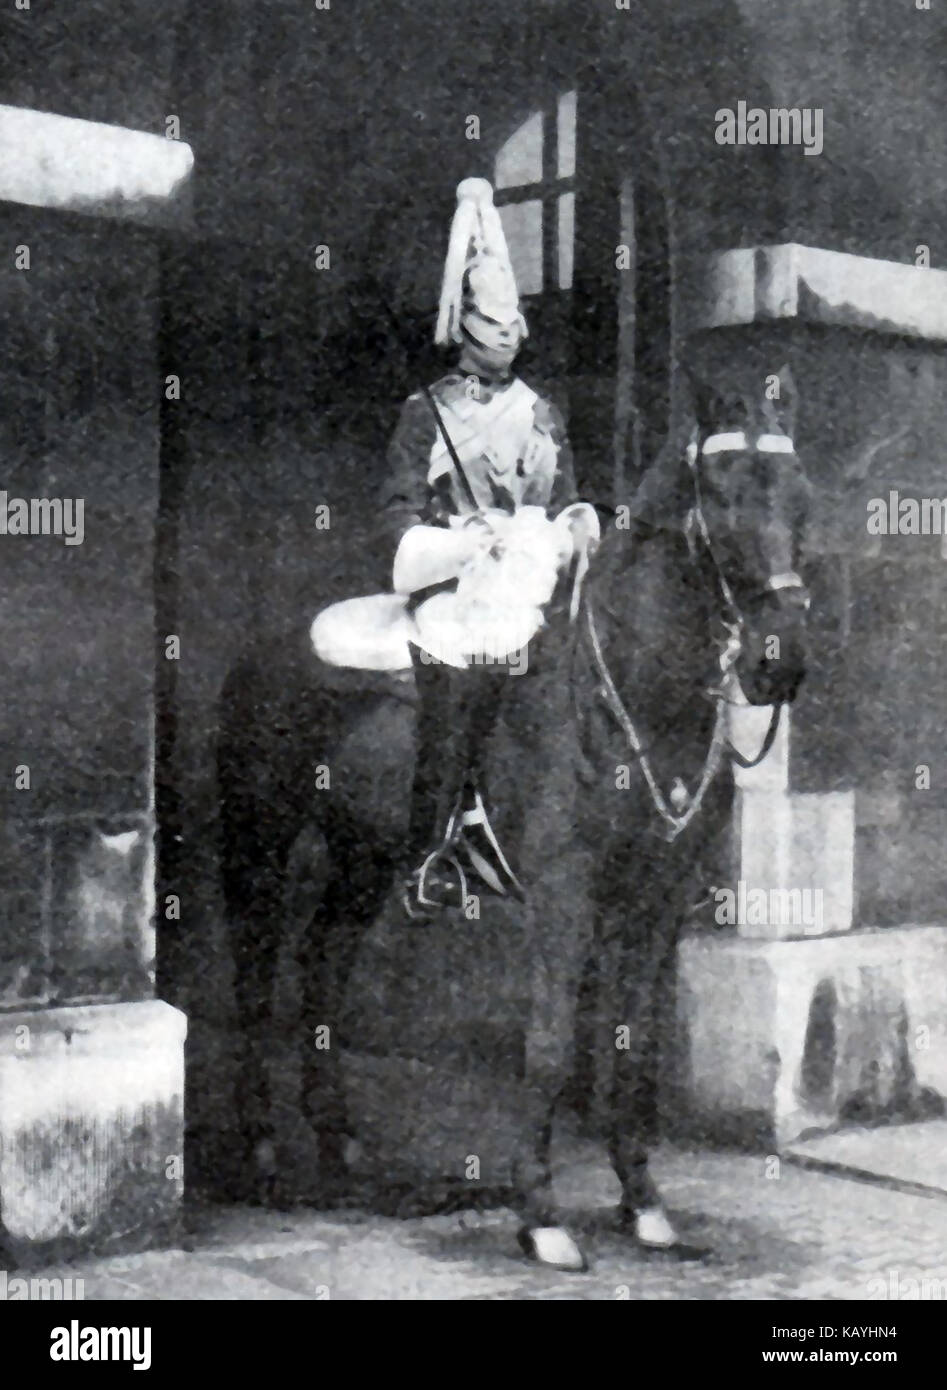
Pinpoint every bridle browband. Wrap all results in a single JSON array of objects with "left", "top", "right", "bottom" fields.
[{"left": 585, "top": 430, "right": 808, "bottom": 841}]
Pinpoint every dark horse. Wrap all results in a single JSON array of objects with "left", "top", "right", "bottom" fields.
[{"left": 217, "top": 370, "right": 812, "bottom": 1268}]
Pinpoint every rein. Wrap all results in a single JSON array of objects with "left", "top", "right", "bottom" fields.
[
  {"left": 585, "top": 602, "right": 730, "bottom": 840},
  {"left": 585, "top": 601, "right": 782, "bottom": 841},
  {"left": 582, "top": 434, "right": 797, "bottom": 841}
]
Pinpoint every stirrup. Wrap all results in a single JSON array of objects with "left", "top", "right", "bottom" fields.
[
  {"left": 402, "top": 800, "right": 469, "bottom": 919},
  {"left": 402, "top": 853, "right": 467, "bottom": 919},
  {"left": 401, "top": 785, "right": 523, "bottom": 915},
  {"left": 457, "top": 788, "right": 525, "bottom": 898}
]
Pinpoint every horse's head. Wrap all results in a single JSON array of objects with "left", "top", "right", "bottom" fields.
[{"left": 688, "top": 367, "right": 812, "bottom": 706}]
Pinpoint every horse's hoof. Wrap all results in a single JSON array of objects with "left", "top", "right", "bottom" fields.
[
  {"left": 620, "top": 1204, "right": 710, "bottom": 1261},
  {"left": 518, "top": 1225, "right": 588, "bottom": 1272},
  {"left": 632, "top": 1204, "right": 679, "bottom": 1248}
]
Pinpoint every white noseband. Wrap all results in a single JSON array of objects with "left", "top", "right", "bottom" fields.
[
  {"left": 697, "top": 432, "right": 796, "bottom": 457},
  {"left": 766, "top": 571, "right": 805, "bottom": 591},
  {"left": 765, "top": 571, "right": 810, "bottom": 608}
]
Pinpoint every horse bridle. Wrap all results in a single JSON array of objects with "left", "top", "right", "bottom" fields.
[
  {"left": 586, "top": 429, "right": 809, "bottom": 841},
  {"left": 684, "top": 429, "right": 811, "bottom": 629}
]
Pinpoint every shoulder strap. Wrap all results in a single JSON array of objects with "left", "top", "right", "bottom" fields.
[{"left": 418, "top": 380, "right": 478, "bottom": 509}]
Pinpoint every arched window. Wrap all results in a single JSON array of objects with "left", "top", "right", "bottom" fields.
[
  {"left": 493, "top": 83, "right": 670, "bottom": 506},
  {"left": 494, "top": 91, "right": 576, "bottom": 297}
]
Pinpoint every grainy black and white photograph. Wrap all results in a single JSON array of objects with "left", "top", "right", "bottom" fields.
[{"left": 1, "top": 0, "right": 946, "bottom": 1346}]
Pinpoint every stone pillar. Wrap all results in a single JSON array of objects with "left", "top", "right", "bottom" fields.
[
  {"left": 676, "top": 244, "right": 947, "bottom": 1146},
  {"left": 726, "top": 702, "right": 856, "bottom": 939},
  {"left": 0, "top": 204, "right": 186, "bottom": 1260},
  {"left": 0, "top": 1002, "right": 185, "bottom": 1263}
]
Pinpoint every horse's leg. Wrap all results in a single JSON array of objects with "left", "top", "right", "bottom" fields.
[
  {"left": 226, "top": 846, "right": 291, "bottom": 1198},
  {"left": 492, "top": 679, "right": 593, "bottom": 1270},
  {"left": 218, "top": 652, "right": 318, "bottom": 1199},
  {"left": 608, "top": 980, "right": 675, "bottom": 1247},
  {"left": 599, "top": 867, "right": 703, "bottom": 1253},
  {"left": 512, "top": 1074, "right": 575, "bottom": 1266},
  {"left": 513, "top": 859, "right": 594, "bottom": 1271},
  {"left": 300, "top": 879, "right": 363, "bottom": 1191},
  {"left": 299, "top": 825, "right": 400, "bottom": 1197}
]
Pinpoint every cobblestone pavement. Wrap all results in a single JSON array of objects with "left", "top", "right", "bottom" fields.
[{"left": 30, "top": 1138, "right": 947, "bottom": 1301}]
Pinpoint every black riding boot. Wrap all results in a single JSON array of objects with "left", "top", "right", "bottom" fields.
[
  {"left": 405, "top": 651, "right": 515, "bottom": 909},
  {"left": 406, "top": 646, "right": 462, "bottom": 862}
]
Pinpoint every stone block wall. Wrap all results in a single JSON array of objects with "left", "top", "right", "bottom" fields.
[{"left": 687, "top": 249, "right": 947, "bottom": 932}]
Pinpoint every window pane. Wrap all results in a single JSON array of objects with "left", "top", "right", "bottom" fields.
[
  {"left": 557, "top": 191, "right": 574, "bottom": 290},
  {"left": 495, "top": 110, "right": 543, "bottom": 190},
  {"left": 498, "top": 199, "right": 543, "bottom": 295},
  {"left": 557, "top": 91, "right": 577, "bottom": 179}
]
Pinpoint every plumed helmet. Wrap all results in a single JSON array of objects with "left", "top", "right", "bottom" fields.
[{"left": 434, "top": 177, "right": 527, "bottom": 350}]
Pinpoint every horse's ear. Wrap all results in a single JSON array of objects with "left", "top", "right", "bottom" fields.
[
  {"left": 626, "top": 428, "right": 693, "bottom": 534},
  {"left": 626, "top": 359, "right": 707, "bottom": 534},
  {"left": 690, "top": 376, "right": 723, "bottom": 436}
]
